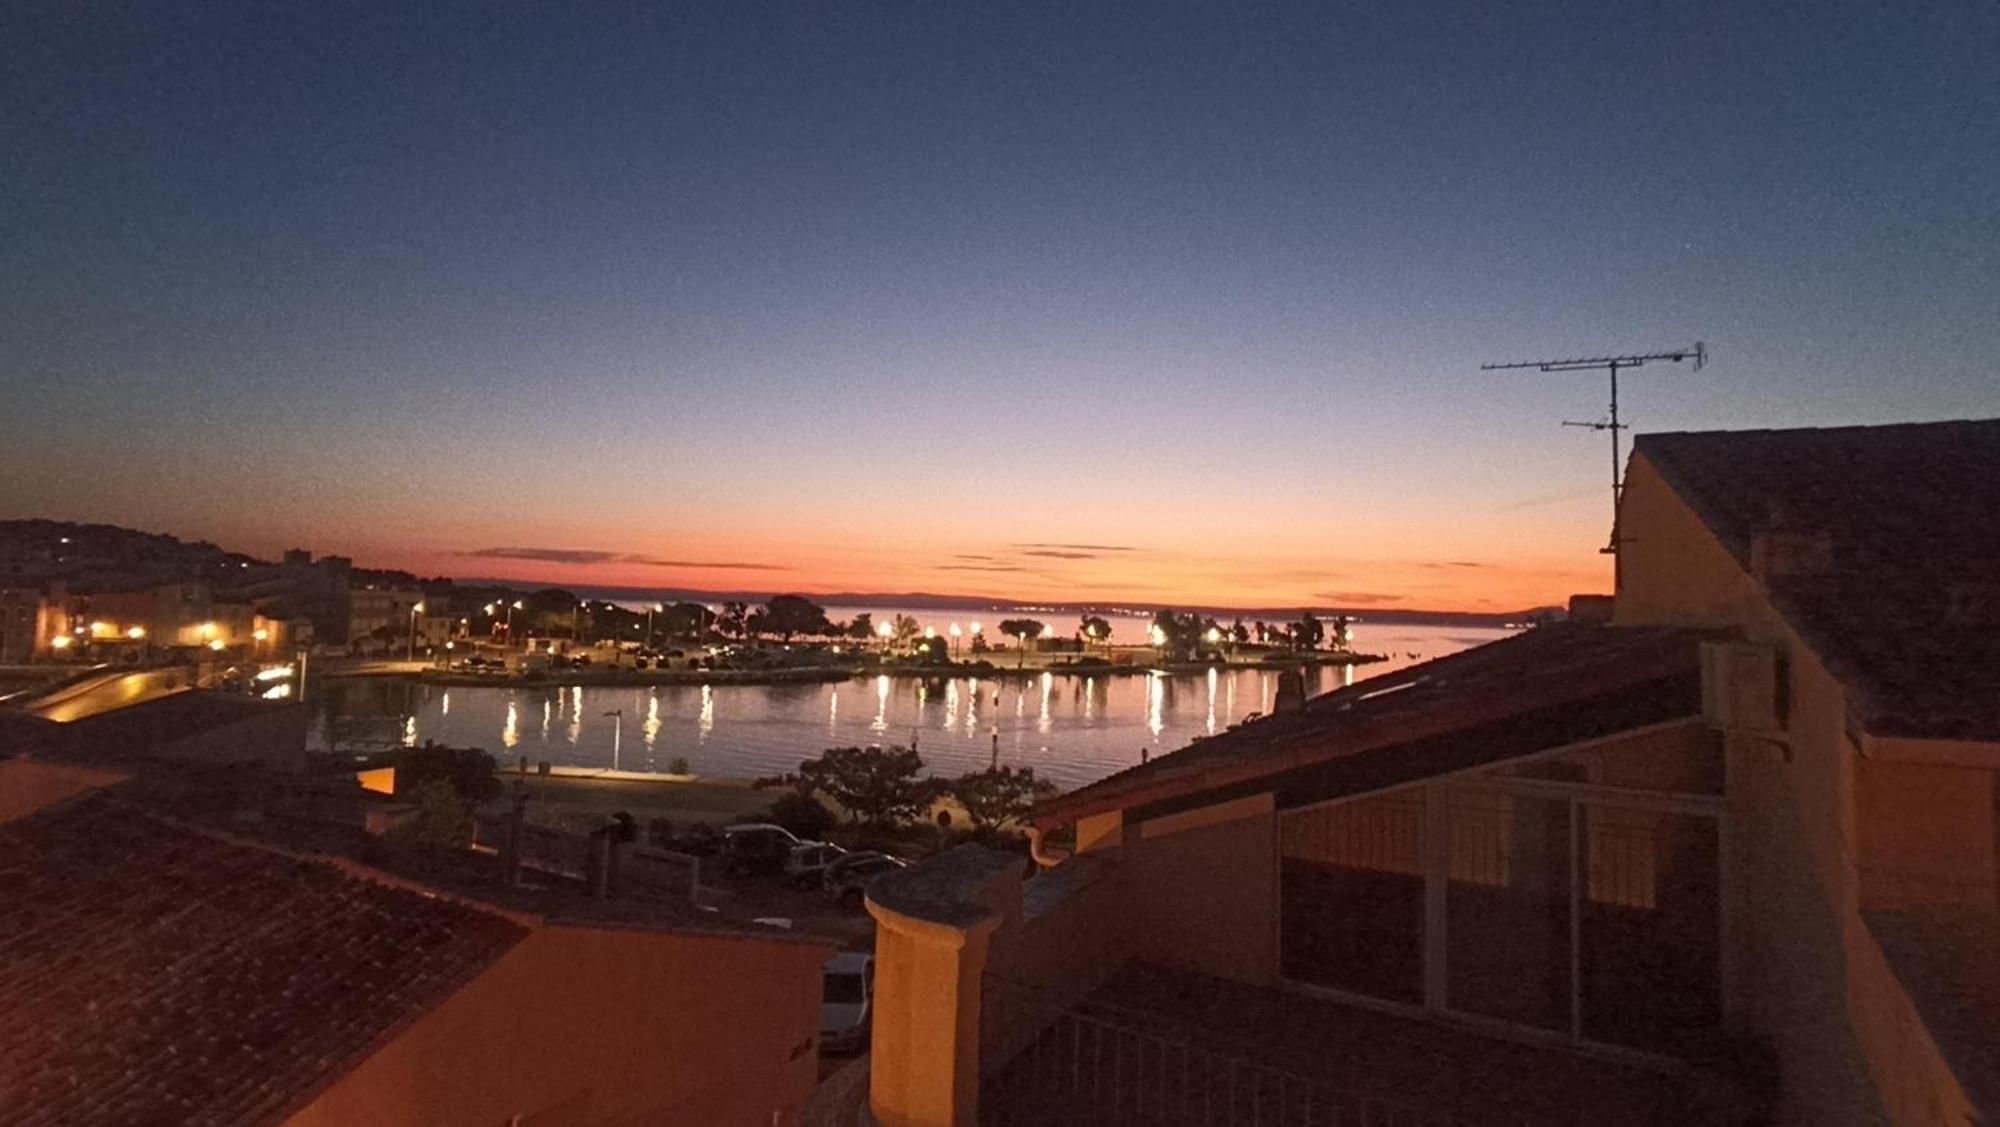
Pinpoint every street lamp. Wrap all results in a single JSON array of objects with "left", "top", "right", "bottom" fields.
[
  {"left": 408, "top": 602, "right": 425, "bottom": 661},
  {"left": 949, "top": 622, "right": 963, "bottom": 655},
  {"left": 648, "top": 602, "right": 664, "bottom": 645},
  {"left": 603, "top": 709, "right": 624, "bottom": 771}
]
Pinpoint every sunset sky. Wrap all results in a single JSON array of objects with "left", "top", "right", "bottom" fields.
[{"left": 5, "top": 3, "right": 1995, "bottom": 612}]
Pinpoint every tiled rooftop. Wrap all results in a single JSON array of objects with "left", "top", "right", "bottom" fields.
[
  {"left": 1638, "top": 419, "right": 2000, "bottom": 740},
  {"left": 0, "top": 792, "right": 527, "bottom": 1127},
  {"left": 1034, "top": 623, "right": 1709, "bottom": 826}
]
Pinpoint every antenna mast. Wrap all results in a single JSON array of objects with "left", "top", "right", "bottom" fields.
[{"left": 1479, "top": 342, "right": 1706, "bottom": 569}]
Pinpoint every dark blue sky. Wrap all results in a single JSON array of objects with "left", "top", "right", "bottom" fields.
[{"left": 4, "top": 1, "right": 1995, "bottom": 608}]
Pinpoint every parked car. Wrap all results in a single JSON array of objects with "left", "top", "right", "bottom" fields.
[
  {"left": 820, "top": 952, "right": 875, "bottom": 1055},
  {"left": 820, "top": 850, "right": 891, "bottom": 890},
  {"left": 784, "top": 842, "right": 848, "bottom": 889},
  {"left": 826, "top": 855, "right": 908, "bottom": 908},
  {"left": 719, "top": 823, "right": 801, "bottom": 877}
]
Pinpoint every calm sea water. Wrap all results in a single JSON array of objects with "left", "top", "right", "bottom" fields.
[{"left": 309, "top": 621, "right": 1513, "bottom": 790}]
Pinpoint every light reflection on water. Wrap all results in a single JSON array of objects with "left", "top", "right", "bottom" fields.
[{"left": 311, "top": 624, "right": 1511, "bottom": 789}]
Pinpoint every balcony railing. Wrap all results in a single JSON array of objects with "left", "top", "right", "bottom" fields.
[{"left": 979, "top": 972, "right": 1500, "bottom": 1127}]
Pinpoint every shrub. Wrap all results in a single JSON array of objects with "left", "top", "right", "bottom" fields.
[
  {"left": 389, "top": 778, "right": 475, "bottom": 849},
  {"left": 647, "top": 816, "right": 676, "bottom": 846},
  {"left": 768, "top": 791, "right": 836, "bottom": 840},
  {"left": 667, "top": 755, "right": 692, "bottom": 776},
  {"left": 395, "top": 743, "right": 502, "bottom": 804}
]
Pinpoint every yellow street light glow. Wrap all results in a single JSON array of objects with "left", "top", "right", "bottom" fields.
[
  {"left": 199, "top": 622, "right": 217, "bottom": 639},
  {"left": 512, "top": 600, "right": 523, "bottom": 609},
  {"left": 877, "top": 621, "right": 893, "bottom": 637},
  {"left": 924, "top": 627, "right": 936, "bottom": 639},
  {"left": 413, "top": 602, "right": 426, "bottom": 614},
  {"left": 126, "top": 626, "right": 146, "bottom": 640},
  {"left": 253, "top": 628, "right": 269, "bottom": 641},
  {"left": 485, "top": 603, "right": 496, "bottom": 615},
  {"left": 89, "top": 621, "right": 112, "bottom": 637},
  {"left": 50, "top": 635, "right": 72, "bottom": 649},
  {"left": 970, "top": 622, "right": 981, "bottom": 634},
  {"left": 1206, "top": 627, "right": 1222, "bottom": 643},
  {"left": 949, "top": 623, "right": 962, "bottom": 637},
  {"left": 207, "top": 639, "right": 226, "bottom": 652}
]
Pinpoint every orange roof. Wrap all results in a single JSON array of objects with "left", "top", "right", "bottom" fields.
[{"left": 0, "top": 793, "right": 527, "bottom": 1126}]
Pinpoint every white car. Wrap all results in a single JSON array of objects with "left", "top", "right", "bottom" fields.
[
  {"left": 784, "top": 842, "right": 848, "bottom": 889},
  {"left": 820, "top": 952, "right": 875, "bottom": 1054}
]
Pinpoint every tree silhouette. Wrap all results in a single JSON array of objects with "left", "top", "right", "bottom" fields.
[{"left": 998, "top": 618, "right": 1045, "bottom": 667}]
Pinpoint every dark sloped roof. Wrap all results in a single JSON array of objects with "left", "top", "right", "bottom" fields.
[
  {"left": 0, "top": 793, "right": 527, "bottom": 1127},
  {"left": 1034, "top": 624, "right": 1710, "bottom": 827},
  {"left": 31, "top": 690, "right": 288, "bottom": 763},
  {"left": 1636, "top": 419, "right": 2000, "bottom": 740}
]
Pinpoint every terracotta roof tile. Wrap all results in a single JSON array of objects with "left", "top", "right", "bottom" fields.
[
  {"left": 0, "top": 793, "right": 526, "bottom": 1126},
  {"left": 1637, "top": 419, "right": 2000, "bottom": 740}
]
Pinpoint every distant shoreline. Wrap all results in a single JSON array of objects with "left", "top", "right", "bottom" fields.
[{"left": 319, "top": 651, "right": 1388, "bottom": 689}]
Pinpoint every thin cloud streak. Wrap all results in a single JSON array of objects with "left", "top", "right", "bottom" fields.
[{"left": 462, "top": 547, "right": 786, "bottom": 570}]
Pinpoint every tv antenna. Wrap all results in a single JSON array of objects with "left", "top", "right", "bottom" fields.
[{"left": 1480, "top": 343, "right": 1706, "bottom": 564}]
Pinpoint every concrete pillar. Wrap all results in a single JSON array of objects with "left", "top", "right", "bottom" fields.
[{"left": 864, "top": 846, "right": 1025, "bottom": 1127}]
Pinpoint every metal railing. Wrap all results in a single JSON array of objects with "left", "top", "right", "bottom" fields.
[{"left": 979, "top": 973, "right": 1485, "bottom": 1127}]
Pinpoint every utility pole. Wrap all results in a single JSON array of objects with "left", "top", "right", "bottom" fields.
[{"left": 1480, "top": 343, "right": 1706, "bottom": 583}]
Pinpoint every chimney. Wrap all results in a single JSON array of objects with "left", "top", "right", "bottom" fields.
[
  {"left": 1567, "top": 594, "right": 1615, "bottom": 625},
  {"left": 1273, "top": 669, "right": 1306, "bottom": 714}
]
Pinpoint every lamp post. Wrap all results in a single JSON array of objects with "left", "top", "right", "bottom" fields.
[
  {"left": 648, "top": 602, "right": 663, "bottom": 647},
  {"left": 407, "top": 602, "right": 425, "bottom": 662},
  {"left": 603, "top": 709, "right": 623, "bottom": 771},
  {"left": 949, "top": 622, "right": 963, "bottom": 656}
]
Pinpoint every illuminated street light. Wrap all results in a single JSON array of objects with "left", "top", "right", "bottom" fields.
[
  {"left": 949, "top": 622, "right": 963, "bottom": 655},
  {"left": 408, "top": 602, "right": 425, "bottom": 661},
  {"left": 254, "top": 628, "right": 269, "bottom": 641},
  {"left": 126, "top": 626, "right": 146, "bottom": 640},
  {"left": 1206, "top": 626, "right": 1222, "bottom": 643},
  {"left": 207, "top": 639, "right": 225, "bottom": 652},
  {"left": 50, "top": 635, "right": 72, "bottom": 650}
]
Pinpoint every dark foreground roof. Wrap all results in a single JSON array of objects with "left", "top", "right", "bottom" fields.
[
  {"left": 1867, "top": 906, "right": 2000, "bottom": 1117},
  {"left": 0, "top": 793, "right": 527, "bottom": 1127},
  {"left": 29, "top": 689, "right": 292, "bottom": 763},
  {"left": 1034, "top": 624, "right": 1709, "bottom": 827},
  {"left": 1637, "top": 419, "right": 2000, "bottom": 740}
]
